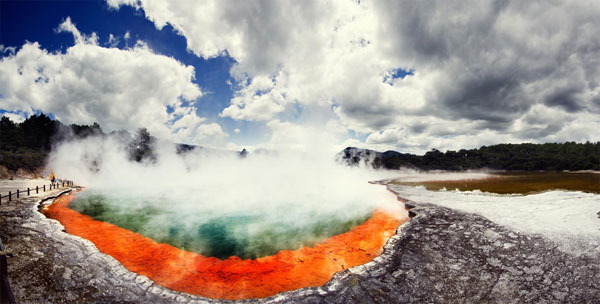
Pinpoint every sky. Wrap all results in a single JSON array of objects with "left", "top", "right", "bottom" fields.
[{"left": 1, "top": 0, "right": 599, "bottom": 154}]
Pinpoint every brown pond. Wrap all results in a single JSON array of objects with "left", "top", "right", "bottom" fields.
[{"left": 390, "top": 172, "right": 600, "bottom": 195}]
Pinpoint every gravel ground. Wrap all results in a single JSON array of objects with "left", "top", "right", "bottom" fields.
[{"left": 0, "top": 181, "right": 598, "bottom": 303}]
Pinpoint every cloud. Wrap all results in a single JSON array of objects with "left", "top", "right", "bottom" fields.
[
  {"left": 220, "top": 74, "right": 287, "bottom": 121},
  {"left": 107, "top": 0, "right": 404, "bottom": 132},
  {"left": 87, "top": 2, "right": 600, "bottom": 151},
  {"left": 169, "top": 106, "right": 228, "bottom": 145},
  {"left": 0, "top": 18, "right": 228, "bottom": 145},
  {"left": 0, "top": 44, "right": 17, "bottom": 55},
  {"left": 56, "top": 17, "right": 99, "bottom": 45},
  {"left": 1, "top": 112, "right": 27, "bottom": 123},
  {"left": 375, "top": 1, "right": 600, "bottom": 122},
  {"left": 366, "top": 128, "right": 405, "bottom": 145},
  {"left": 106, "top": 34, "right": 119, "bottom": 47}
]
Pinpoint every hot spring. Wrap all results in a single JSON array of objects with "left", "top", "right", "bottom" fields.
[
  {"left": 68, "top": 188, "right": 378, "bottom": 260},
  {"left": 44, "top": 186, "right": 405, "bottom": 300},
  {"left": 43, "top": 136, "right": 408, "bottom": 299}
]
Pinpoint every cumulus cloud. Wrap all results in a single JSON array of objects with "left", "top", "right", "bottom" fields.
[
  {"left": 1, "top": 112, "right": 27, "bottom": 123},
  {"left": 0, "top": 18, "right": 228, "bottom": 146},
  {"left": 107, "top": 0, "right": 402, "bottom": 130},
  {"left": 366, "top": 128, "right": 406, "bottom": 146},
  {"left": 106, "top": 34, "right": 119, "bottom": 47},
  {"left": 0, "top": 44, "right": 17, "bottom": 55},
  {"left": 220, "top": 74, "right": 288, "bottom": 121},
  {"left": 56, "top": 16, "right": 100, "bottom": 45},
  {"left": 169, "top": 106, "right": 228, "bottom": 145},
  {"left": 90, "top": 1, "right": 600, "bottom": 151}
]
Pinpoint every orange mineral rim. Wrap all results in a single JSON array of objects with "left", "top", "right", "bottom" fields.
[{"left": 43, "top": 191, "right": 405, "bottom": 300}]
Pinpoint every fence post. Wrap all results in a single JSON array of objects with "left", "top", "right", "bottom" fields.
[
  {"left": 43, "top": 185, "right": 45, "bottom": 192},
  {"left": 16, "top": 190, "right": 19, "bottom": 199},
  {"left": 8, "top": 192, "right": 11, "bottom": 201},
  {"left": 27, "top": 188, "right": 30, "bottom": 196},
  {"left": 36, "top": 186, "right": 39, "bottom": 194}
]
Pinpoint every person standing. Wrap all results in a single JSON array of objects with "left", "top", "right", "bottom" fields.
[{"left": 49, "top": 172, "right": 56, "bottom": 184}]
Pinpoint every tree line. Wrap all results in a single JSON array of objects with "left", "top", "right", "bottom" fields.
[
  {"left": 0, "top": 113, "right": 156, "bottom": 171},
  {"left": 2, "top": 113, "right": 599, "bottom": 172},
  {"left": 340, "top": 142, "right": 600, "bottom": 171}
]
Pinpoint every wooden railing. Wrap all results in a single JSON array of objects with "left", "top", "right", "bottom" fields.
[{"left": 0, "top": 180, "right": 73, "bottom": 205}]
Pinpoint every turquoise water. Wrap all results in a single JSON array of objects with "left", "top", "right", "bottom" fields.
[{"left": 70, "top": 190, "right": 372, "bottom": 259}]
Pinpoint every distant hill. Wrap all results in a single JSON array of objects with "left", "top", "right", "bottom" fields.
[
  {"left": 0, "top": 113, "right": 143, "bottom": 174},
  {"left": 339, "top": 143, "right": 600, "bottom": 171},
  {"left": 2, "top": 114, "right": 599, "bottom": 174},
  {"left": 0, "top": 113, "right": 93, "bottom": 173}
]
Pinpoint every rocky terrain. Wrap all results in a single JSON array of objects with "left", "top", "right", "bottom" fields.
[
  {"left": 0, "top": 166, "right": 42, "bottom": 180},
  {"left": 0, "top": 182, "right": 598, "bottom": 303}
]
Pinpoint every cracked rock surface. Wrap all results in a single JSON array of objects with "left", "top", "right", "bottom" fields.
[{"left": 0, "top": 187, "right": 598, "bottom": 303}]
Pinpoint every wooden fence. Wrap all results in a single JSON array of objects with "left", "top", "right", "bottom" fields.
[{"left": 0, "top": 180, "right": 73, "bottom": 205}]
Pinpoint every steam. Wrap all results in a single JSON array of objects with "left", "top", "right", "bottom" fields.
[
  {"left": 47, "top": 134, "right": 406, "bottom": 258},
  {"left": 385, "top": 171, "right": 492, "bottom": 182}
]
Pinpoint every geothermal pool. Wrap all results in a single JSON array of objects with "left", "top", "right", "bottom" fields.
[
  {"left": 44, "top": 187, "right": 406, "bottom": 300},
  {"left": 389, "top": 172, "right": 600, "bottom": 254},
  {"left": 67, "top": 190, "right": 374, "bottom": 259}
]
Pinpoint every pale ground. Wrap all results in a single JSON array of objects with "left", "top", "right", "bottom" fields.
[{"left": 388, "top": 179, "right": 600, "bottom": 256}]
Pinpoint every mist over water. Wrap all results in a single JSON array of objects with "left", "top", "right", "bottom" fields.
[{"left": 47, "top": 135, "right": 405, "bottom": 259}]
